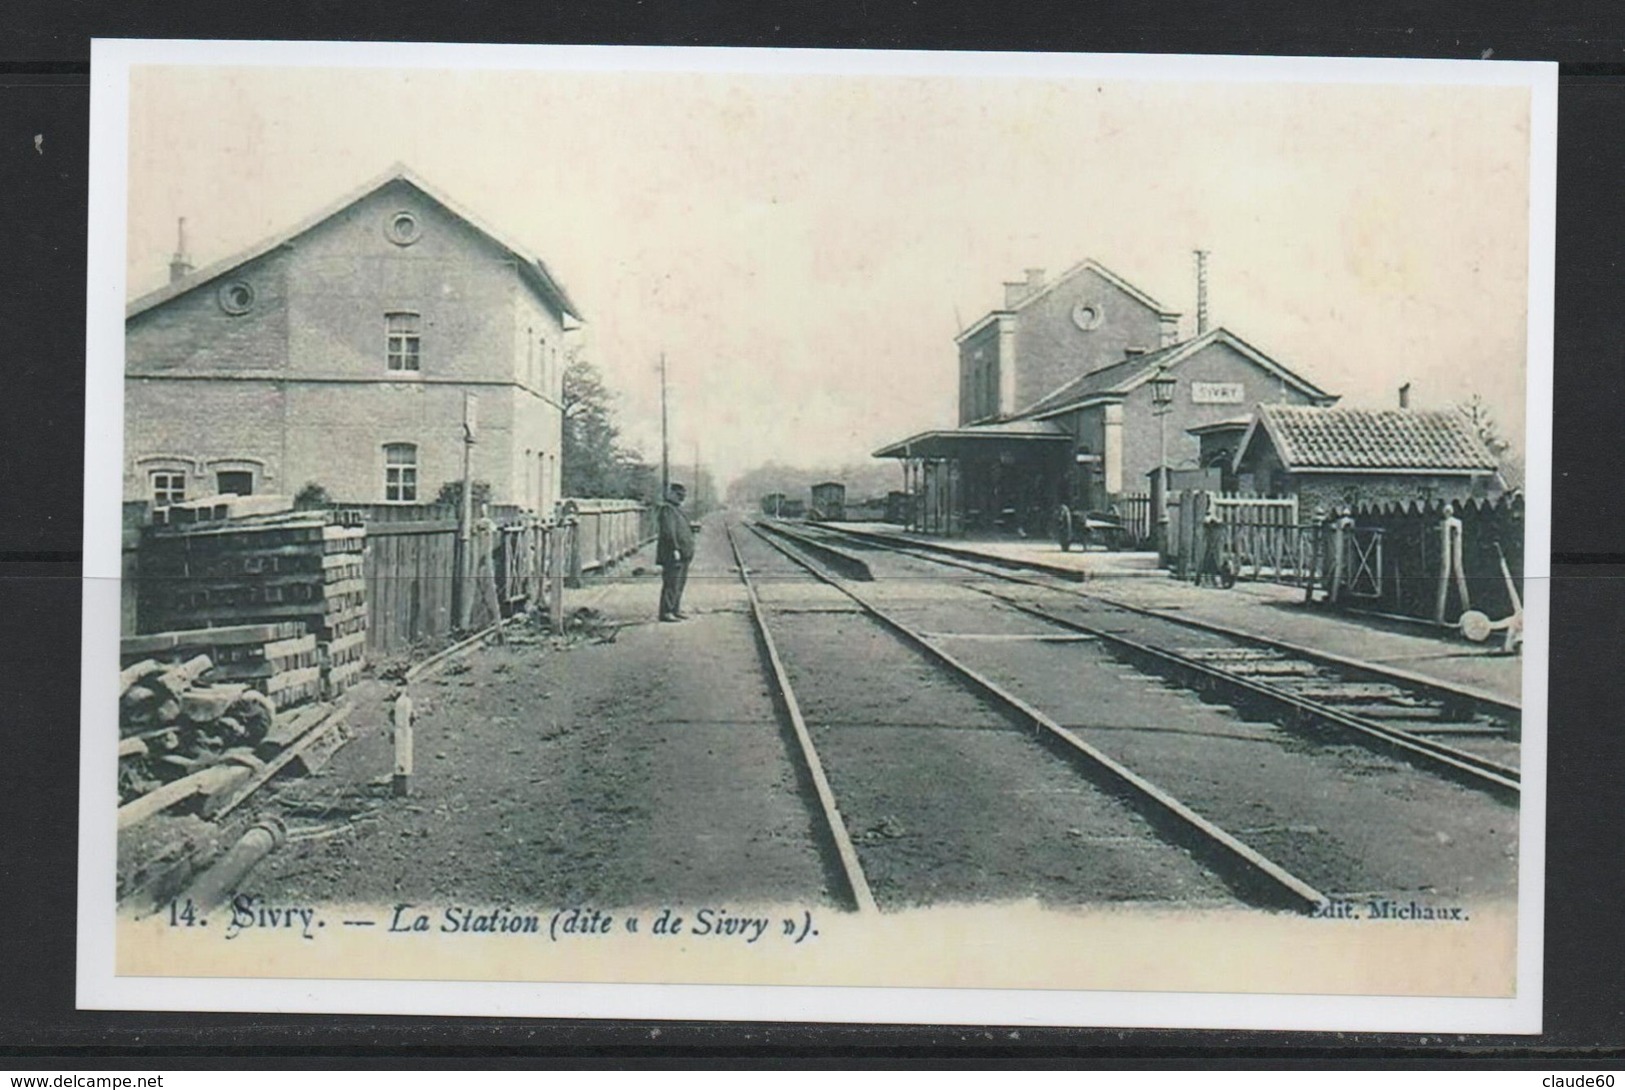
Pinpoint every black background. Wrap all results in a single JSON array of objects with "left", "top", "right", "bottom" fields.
[{"left": 2, "top": 0, "right": 1623, "bottom": 1066}]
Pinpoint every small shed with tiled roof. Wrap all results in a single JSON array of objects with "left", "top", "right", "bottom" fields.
[{"left": 1232, "top": 404, "right": 1505, "bottom": 509}]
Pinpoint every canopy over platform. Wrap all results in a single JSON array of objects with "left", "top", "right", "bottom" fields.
[{"left": 873, "top": 419, "right": 1071, "bottom": 460}]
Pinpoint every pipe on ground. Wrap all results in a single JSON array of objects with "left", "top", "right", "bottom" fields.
[{"left": 185, "top": 815, "right": 289, "bottom": 912}]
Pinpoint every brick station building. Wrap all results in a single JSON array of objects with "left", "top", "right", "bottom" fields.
[
  {"left": 124, "top": 165, "right": 581, "bottom": 514},
  {"left": 874, "top": 259, "right": 1336, "bottom": 536}
]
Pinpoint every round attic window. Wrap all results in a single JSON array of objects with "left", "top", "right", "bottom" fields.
[
  {"left": 385, "top": 211, "right": 422, "bottom": 246},
  {"left": 1071, "top": 302, "right": 1103, "bottom": 332},
  {"left": 217, "top": 280, "right": 255, "bottom": 316}
]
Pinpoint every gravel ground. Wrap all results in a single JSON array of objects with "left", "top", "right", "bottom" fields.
[
  {"left": 747, "top": 522, "right": 1518, "bottom": 904},
  {"left": 250, "top": 515, "right": 835, "bottom": 909},
  {"left": 1013, "top": 589, "right": 1524, "bottom": 771},
  {"left": 244, "top": 513, "right": 1513, "bottom": 913},
  {"left": 731, "top": 526, "right": 1236, "bottom": 910}
]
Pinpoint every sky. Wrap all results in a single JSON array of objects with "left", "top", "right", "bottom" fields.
[{"left": 126, "top": 64, "right": 1532, "bottom": 488}]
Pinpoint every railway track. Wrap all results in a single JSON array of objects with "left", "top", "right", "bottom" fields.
[
  {"left": 726, "top": 519, "right": 1331, "bottom": 915},
  {"left": 780, "top": 520, "right": 1520, "bottom": 801}
]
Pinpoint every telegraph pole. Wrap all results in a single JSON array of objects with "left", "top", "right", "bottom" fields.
[{"left": 660, "top": 352, "right": 670, "bottom": 498}]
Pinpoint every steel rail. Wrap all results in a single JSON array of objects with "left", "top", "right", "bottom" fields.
[
  {"left": 724, "top": 522, "right": 878, "bottom": 914},
  {"left": 798, "top": 520, "right": 1521, "bottom": 727},
  {"left": 790, "top": 522, "right": 1520, "bottom": 797},
  {"left": 978, "top": 590, "right": 1520, "bottom": 800},
  {"left": 744, "top": 520, "right": 1330, "bottom": 915}
]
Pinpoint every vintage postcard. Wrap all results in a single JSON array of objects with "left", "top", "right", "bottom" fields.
[{"left": 79, "top": 41, "right": 1554, "bottom": 1032}]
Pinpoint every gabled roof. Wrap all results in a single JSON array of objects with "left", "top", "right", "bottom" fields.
[
  {"left": 1019, "top": 327, "right": 1337, "bottom": 420},
  {"left": 955, "top": 258, "right": 1178, "bottom": 342},
  {"left": 1236, "top": 404, "right": 1500, "bottom": 475},
  {"left": 127, "top": 163, "right": 581, "bottom": 323}
]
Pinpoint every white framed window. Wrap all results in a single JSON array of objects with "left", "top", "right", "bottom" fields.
[
  {"left": 150, "top": 470, "right": 187, "bottom": 506},
  {"left": 384, "top": 443, "right": 418, "bottom": 502},
  {"left": 386, "top": 311, "right": 421, "bottom": 372}
]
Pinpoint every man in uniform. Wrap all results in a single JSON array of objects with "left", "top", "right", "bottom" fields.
[{"left": 656, "top": 482, "right": 696, "bottom": 621}]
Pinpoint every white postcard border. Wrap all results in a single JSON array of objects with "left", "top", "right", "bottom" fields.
[{"left": 79, "top": 38, "right": 1555, "bottom": 1033}]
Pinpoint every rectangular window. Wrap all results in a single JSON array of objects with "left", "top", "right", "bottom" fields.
[
  {"left": 216, "top": 470, "right": 254, "bottom": 496},
  {"left": 384, "top": 443, "right": 418, "bottom": 502},
  {"left": 386, "top": 312, "right": 421, "bottom": 372},
  {"left": 151, "top": 471, "right": 186, "bottom": 506}
]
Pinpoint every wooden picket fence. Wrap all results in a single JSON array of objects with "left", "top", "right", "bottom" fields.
[
  {"left": 1117, "top": 492, "right": 1153, "bottom": 547},
  {"left": 1168, "top": 491, "right": 1301, "bottom": 580},
  {"left": 1168, "top": 490, "right": 1524, "bottom": 625}
]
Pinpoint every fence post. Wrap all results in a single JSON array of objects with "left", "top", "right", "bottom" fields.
[
  {"left": 1434, "top": 503, "right": 1468, "bottom": 624},
  {"left": 551, "top": 523, "right": 568, "bottom": 632},
  {"left": 1329, "top": 508, "right": 1352, "bottom": 604},
  {"left": 391, "top": 693, "right": 413, "bottom": 798}
]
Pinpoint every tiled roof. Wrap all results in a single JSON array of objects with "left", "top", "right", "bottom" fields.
[
  {"left": 1019, "top": 341, "right": 1188, "bottom": 417},
  {"left": 1018, "top": 327, "right": 1336, "bottom": 419},
  {"left": 1252, "top": 404, "right": 1499, "bottom": 472}
]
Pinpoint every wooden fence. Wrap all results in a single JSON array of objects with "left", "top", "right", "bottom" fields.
[
  {"left": 1117, "top": 492, "right": 1153, "bottom": 547},
  {"left": 1345, "top": 496, "right": 1524, "bottom": 623},
  {"left": 363, "top": 500, "right": 655, "bottom": 654},
  {"left": 130, "top": 498, "right": 655, "bottom": 655},
  {"left": 562, "top": 499, "right": 657, "bottom": 577},
  {"left": 1168, "top": 491, "right": 1300, "bottom": 579},
  {"left": 363, "top": 518, "right": 459, "bottom": 654},
  {"left": 1167, "top": 491, "right": 1524, "bottom": 625}
]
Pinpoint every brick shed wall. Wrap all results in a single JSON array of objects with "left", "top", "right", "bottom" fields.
[{"left": 1294, "top": 472, "right": 1495, "bottom": 515}]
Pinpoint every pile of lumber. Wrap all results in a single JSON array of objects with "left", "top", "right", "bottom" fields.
[
  {"left": 118, "top": 648, "right": 353, "bottom": 824},
  {"left": 116, "top": 695, "right": 353, "bottom": 911},
  {"left": 151, "top": 492, "right": 303, "bottom": 528},
  {"left": 122, "top": 622, "right": 321, "bottom": 710},
  {"left": 135, "top": 506, "right": 368, "bottom": 700},
  {"left": 118, "top": 653, "right": 278, "bottom": 804}
]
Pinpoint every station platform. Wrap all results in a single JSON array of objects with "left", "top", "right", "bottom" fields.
[
  {"left": 832, "top": 522, "right": 1164, "bottom": 578},
  {"left": 824, "top": 521, "right": 1524, "bottom": 704}
]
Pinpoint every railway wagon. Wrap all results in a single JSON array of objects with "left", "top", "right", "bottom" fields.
[
  {"left": 809, "top": 481, "right": 847, "bottom": 522},
  {"left": 760, "top": 492, "right": 789, "bottom": 517},
  {"left": 780, "top": 498, "right": 807, "bottom": 519}
]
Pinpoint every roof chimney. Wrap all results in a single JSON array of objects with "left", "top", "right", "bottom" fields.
[
  {"left": 1003, "top": 267, "right": 1046, "bottom": 308},
  {"left": 1399, "top": 382, "right": 1411, "bottom": 409},
  {"left": 169, "top": 217, "right": 194, "bottom": 284},
  {"left": 1194, "top": 248, "right": 1210, "bottom": 335}
]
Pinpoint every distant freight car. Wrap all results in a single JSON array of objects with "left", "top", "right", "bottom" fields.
[
  {"left": 780, "top": 499, "right": 807, "bottom": 518},
  {"left": 809, "top": 481, "right": 846, "bottom": 522},
  {"left": 761, "top": 492, "right": 789, "bottom": 517}
]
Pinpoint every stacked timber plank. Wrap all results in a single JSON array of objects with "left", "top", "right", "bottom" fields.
[
  {"left": 118, "top": 640, "right": 355, "bottom": 816},
  {"left": 122, "top": 622, "right": 321, "bottom": 710},
  {"left": 117, "top": 654, "right": 278, "bottom": 806},
  {"left": 136, "top": 503, "right": 368, "bottom": 700}
]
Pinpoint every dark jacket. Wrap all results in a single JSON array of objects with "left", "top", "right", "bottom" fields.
[{"left": 656, "top": 502, "right": 695, "bottom": 567}]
